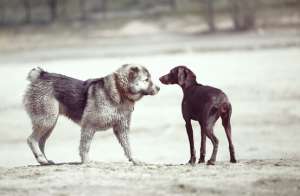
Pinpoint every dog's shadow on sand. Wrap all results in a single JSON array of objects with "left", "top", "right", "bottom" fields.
[
  {"left": 27, "top": 162, "right": 188, "bottom": 168},
  {"left": 27, "top": 162, "right": 82, "bottom": 167},
  {"left": 27, "top": 160, "right": 255, "bottom": 168}
]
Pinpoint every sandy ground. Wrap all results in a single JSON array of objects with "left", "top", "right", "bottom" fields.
[
  {"left": 1, "top": 160, "right": 300, "bottom": 196},
  {"left": 0, "top": 29, "right": 300, "bottom": 195}
]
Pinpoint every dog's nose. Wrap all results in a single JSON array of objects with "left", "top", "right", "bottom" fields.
[{"left": 156, "top": 86, "right": 160, "bottom": 91}]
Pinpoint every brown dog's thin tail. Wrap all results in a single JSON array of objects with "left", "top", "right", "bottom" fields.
[{"left": 27, "top": 67, "right": 44, "bottom": 82}]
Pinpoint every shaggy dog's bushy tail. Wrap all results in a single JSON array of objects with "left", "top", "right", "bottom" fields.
[{"left": 27, "top": 67, "right": 43, "bottom": 82}]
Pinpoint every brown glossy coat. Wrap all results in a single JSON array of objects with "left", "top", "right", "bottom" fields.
[{"left": 160, "top": 66, "right": 237, "bottom": 165}]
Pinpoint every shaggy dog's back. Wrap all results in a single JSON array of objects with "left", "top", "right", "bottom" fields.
[{"left": 24, "top": 68, "right": 101, "bottom": 122}]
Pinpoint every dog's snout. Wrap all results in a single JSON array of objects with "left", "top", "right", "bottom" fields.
[
  {"left": 156, "top": 86, "right": 160, "bottom": 91},
  {"left": 159, "top": 76, "right": 163, "bottom": 82},
  {"left": 151, "top": 84, "right": 160, "bottom": 95},
  {"left": 147, "top": 84, "right": 160, "bottom": 95},
  {"left": 159, "top": 75, "right": 168, "bottom": 84}
]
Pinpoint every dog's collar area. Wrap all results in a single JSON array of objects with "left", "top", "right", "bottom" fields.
[
  {"left": 125, "top": 95, "right": 137, "bottom": 103},
  {"left": 114, "top": 74, "right": 142, "bottom": 103},
  {"left": 181, "top": 81, "right": 197, "bottom": 89}
]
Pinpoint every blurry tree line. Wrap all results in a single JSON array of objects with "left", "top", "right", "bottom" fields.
[{"left": 0, "top": 0, "right": 299, "bottom": 31}]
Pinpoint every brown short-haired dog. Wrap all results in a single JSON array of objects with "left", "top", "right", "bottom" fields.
[{"left": 160, "top": 66, "right": 237, "bottom": 165}]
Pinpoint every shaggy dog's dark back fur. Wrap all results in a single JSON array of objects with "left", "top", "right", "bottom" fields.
[{"left": 40, "top": 71, "right": 103, "bottom": 122}]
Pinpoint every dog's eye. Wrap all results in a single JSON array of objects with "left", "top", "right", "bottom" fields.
[{"left": 145, "top": 78, "right": 149, "bottom": 82}]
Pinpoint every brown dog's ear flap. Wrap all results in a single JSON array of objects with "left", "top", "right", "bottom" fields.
[
  {"left": 178, "top": 67, "right": 196, "bottom": 88},
  {"left": 177, "top": 67, "right": 186, "bottom": 86}
]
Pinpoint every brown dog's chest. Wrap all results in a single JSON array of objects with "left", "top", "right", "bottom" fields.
[{"left": 182, "top": 99, "right": 204, "bottom": 121}]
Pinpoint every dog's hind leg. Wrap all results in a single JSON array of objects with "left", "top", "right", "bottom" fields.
[
  {"left": 221, "top": 103, "right": 237, "bottom": 163},
  {"left": 205, "top": 128, "right": 219, "bottom": 165},
  {"left": 28, "top": 132, "right": 49, "bottom": 165},
  {"left": 203, "top": 106, "right": 220, "bottom": 165},
  {"left": 27, "top": 116, "right": 58, "bottom": 165},
  {"left": 26, "top": 97, "right": 59, "bottom": 165},
  {"left": 39, "top": 129, "right": 53, "bottom": 155},
  {"left": 38, "top": 117, "right": 58, "bottom": 164},
  {"left": 198, "top": 123, "right": 206, "bottom": 163}
]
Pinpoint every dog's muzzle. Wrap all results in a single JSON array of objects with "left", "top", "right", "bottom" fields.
[
  {"left": 159, "top": 75, "right": 170, "bottom": 84},
  {"left": 142, "top": 85, "right": 160, "bottom": 95}
]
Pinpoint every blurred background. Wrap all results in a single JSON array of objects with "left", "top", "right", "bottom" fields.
[
  {"left": 0, "top": 0, "right": 299, "bottom": 167},
  {"left": 0, "top": 0, "right": 300, "bottom": 53},
  {"left": 0, "top": 0, "right": 300, "bottom": 29}
]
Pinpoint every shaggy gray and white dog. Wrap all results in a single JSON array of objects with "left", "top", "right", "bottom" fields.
[{"left": 23, "top": 64, "right": 159, "bottom": 165}]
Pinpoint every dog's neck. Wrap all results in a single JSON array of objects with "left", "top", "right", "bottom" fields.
[{"left": 180, "top": 80, "right": 198, "bottom": 91}]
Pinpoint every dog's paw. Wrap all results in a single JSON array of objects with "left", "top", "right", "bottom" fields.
[
  {"left": 207, "top": 160, "right": 215, "bottom": 165},
  {"left": 47, "top": 160, "right": 55, "bottom": 165},
  {"left": 230, "top": 159, "right": 237, "bottom": 163},
  {"left": 198, "top": 155, "right": 205, "bottom": 164},
  {"left": 198, "top": 159, "right": 205, "bottom": 164},
  {"left": 37, "top": 156, "right": 52, "bottom": 166},
  {"left": 39, "top": 161, "right": 55, "bottom": 166},
  {"left": 131, "top": 159, "right": 146, "bottom": 166},
  {"left": 80, "top": 159, "right": 91, "bottom": 164},
  {"left": 80, "top": 155, "right": 90, "bottom": 164},
  {"left": 187, "top": 157, "right": 196, "bottom": 165}
]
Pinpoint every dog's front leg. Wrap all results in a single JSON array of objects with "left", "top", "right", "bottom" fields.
[
  {"left": 79, "top": 128, "right": 95, "bottom": 163},
  {"left": 185, "top": 120, "right": 196, "bottom": 165},
  {"left": 113, "top": 123, "right": 140, "bottom": 165}
]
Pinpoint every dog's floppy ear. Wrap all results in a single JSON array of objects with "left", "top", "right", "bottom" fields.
[
  {"left": 178, "top": 67, "right": 196, "bottom": 88},
  {"left": 130, "top": 66, "right": 139, "bottom": 73},
  {"left": 129, "top": 66, "right": 139, "bottom": 80},
  {"left": 177, "top": 67, "right": 186, "bottom": 86}
]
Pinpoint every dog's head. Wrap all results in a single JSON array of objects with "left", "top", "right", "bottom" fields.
[
  {"left": 159, "top": 66, "right": 196, "bottom": 88},
  {"left": 115, "top": 64, "right": 160, "bottom": 101}
]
